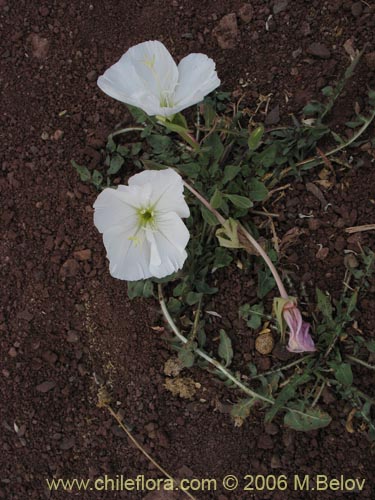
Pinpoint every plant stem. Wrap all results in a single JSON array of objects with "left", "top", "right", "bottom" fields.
[
  {"left": 158, "top": 284, "right": 274, "bottom": 406},
  {"left": 110, "top": 126, "right": 145, "bottom": 138},
  {"left": 105, "top": 403, "right": 196, "bottom": 500},
  {"left": 346, "top": 354, "right": 375, "bottom": 371},
  {"left": 248, "top": 355, "right": 312, "bottom": 380},
  {"left": 183, "top": 180, "right": 288, "bottom": 299}
]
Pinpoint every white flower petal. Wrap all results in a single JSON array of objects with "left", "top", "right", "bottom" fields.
[
  {"left": 93, "top": 188, "right": 138, "bottom": 234},
  {"left": 104, "top": 226, "right": 153, "bottom": 281},
  {"left": 149, "top": 212, "right": 189, "bottom": 277},
  {"left": 174, "top": 53, "right": 220, "bottom": 110},
  {"left": 97, "top": 41, "right": 178, "bottom": 116},
  {"left": 128, "top": 168, "right": 190, "bottom": 218}
]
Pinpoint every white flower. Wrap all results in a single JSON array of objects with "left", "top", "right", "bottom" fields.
[
  {"left": 97, "top": 40, "right": 220, "bottom": 117},
  {"left": 93, "top": 168, "right": 190, "bottom": 281}
]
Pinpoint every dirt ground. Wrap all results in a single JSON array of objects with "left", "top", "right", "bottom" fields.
[{"left": 1, "top": 1, "right": 375, "bottom": 499}]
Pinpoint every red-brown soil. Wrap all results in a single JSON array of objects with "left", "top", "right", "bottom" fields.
[{"left": 1, "top": 1, "right": 375, "bottom": 499}]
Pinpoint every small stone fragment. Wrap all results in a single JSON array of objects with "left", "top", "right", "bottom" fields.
[
  {"left": 213, "top": 13, "right": 239, "bottom": 50},
  {"left": 316, "top": 246, "right": 329, "bottom": 260},
  {"left": 265, "top": 104, "right": 280, "bottom": 125},
  {"left": 306, "top": 42, "right": 331, "bottom": 59},
  {"left": 27, "top": 33, "right": 49, "bottom": 59},
  {"left": 273, "top": 0, "right": 288, "bottom": 15},
  {"left": 60, "top": 259, "right": 80, "bottom": 278},
  {"left": 36, "top": 381, "right": 56, "bottom": 393},
  {"left": 52, "top": 129, "right": 64, "bottom": 141},
  {"left": 238, "top": 3, "right": 254, "bottom": 23},
  {"left": 73, "top": 249, "right": 92, "bottom": 261},
  {"left": 86, "top": 70, "right": 97, "bottom": 82},
  {"left": 255, "top": 332, "right": 274, "bottom": 355}
]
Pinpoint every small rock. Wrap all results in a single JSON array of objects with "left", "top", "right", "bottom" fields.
[
  {"left": 351, "top": 2, "right": 363, "bottom": 17},
  {"left": 27, "top": 33, "right": 49, "bottom": 59},
  {"left": 60, "top": 259, "right": 80, "bottom": 278},
  {"left": 86, "top": 70, "right": 97, "bottom": 82},
  {"left": 52, "top": 129, "right": 64, "bottom": 140},
  {"left": 36, "top": 381, "right": 56, "bottom": 393},
  {"left": 365, "top": 52, "right": 375, "bottom": 70},
  {"left": 238, "top": 3, "right": 254, "bottom": 23},
  {"left": 255, "top": 332, "right": 274, "bottom": 355},
  {"left": 264, "top": 422, "right": 279, "bottom": 435},
  {"left": 306, "top": 43, "right": 331, "bottom": 59},
  {"left": 257, "top": 433, "right": 273, "bottom": 450},
  {"left": 73, "top": 249, "right": 91, "bottom": 261},
  {"left": 265, "top": 104, "right": 280, "bottom": 125},
  {"left": 301, "top": 22, "right": 311, "bottom": 36},
  {"left": 39, "top": 6, "right": 50, "bottom": 16},
  {"left": 17, "top": 310, "right": 33, "bottom": 321},
  {"left": 8, "top": 347, "right": 17, "bottom": 358},
  {"left": 213, "top": 13, "right": 239, "bottom": 50},
  {"left": 316, "top": 246, "right": 329, "bottom": 260},
  {"left": 271, "top": 455, "right": 282, "bottom": 468},
  {"left": 59, "top": 437, "right": 75, "bottom": 450},
  {"left": 308, "top": 219, "right": 321, "bottom": 231},
  {"left": 273, "top": 0, "right": 288, "bottom": 15},
  {"left": 67, "top": 330, "right": 79, "bottom": 343}
]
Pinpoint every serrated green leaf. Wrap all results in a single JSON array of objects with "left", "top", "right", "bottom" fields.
[
  {"left": 231, "top": 398, "right": 256, "bottom": 420},
  {"left": 178, "top": 163, "right": 200, "bottom": 178},
  {"left": 284, "top": 407, "right": 332, "bottom": 431},
  {"left": 147, "top": 134, "right": 172, "bottom": 154},
  {"left": 107, "top": 155, "right": 125, "bottom": 175},
  {"left": 316, "top": 288, "right": 333, "bottom": 321},
  {"left": 218, "top": 329, "right": 233, "bottom": 367},
  {"left": 216, "top": 218, "right": 241, "bottom": 249},
  {"left": 71, "top": 160, "right": 91, "bottom": 182},
  {"left": 248, "top": 179, "right": 269, "bottom": 201},
  {"left": 127, "top": 280, "right": 154, "bottom": 299},
  {"left": 248, "top": 124, "right": 264, "bottom": 151}
]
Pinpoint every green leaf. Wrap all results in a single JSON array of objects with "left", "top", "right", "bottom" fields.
[
  {"left": 256, "top": 143, "right": 278, "bottom": 168},
  {"left": 127, "top": 280, "right": 154, "bottom": 299},
  {"left": 210, "top": 189, "right": 223, "bottom": 209},
  {"left": 178, "top": 345, "right": 195, "bottom": 368},
  {"left": 71, "top": 160, "right": 91, "bottom": 182},
  {"left": 222, "top": 165, "right": 241, "bottom": 184},
  {"left": 171, "top": 112, "right": 188, "bottom": 129},
  {"left": 248, "top": 179, "right": 269, "bottom": 201},
  {"left": 131, "top": 142, "right": 142, "bottom": 156},
  {"left": 225, "top": 194, "right": 253, "bottom": 209},
  {"left": 239, "top": 303, "right": 264, "bottom": 329},
  {"left": 366, "top": 340, "right": 375, "bottom": 353},
  {"left": 257, "top": 268, "right": 276, "bottom": 299},
  {"left": 321, "top": 86, "right": 334, "bottom": 97},
  {"left": 204, "top": 133, "right": 224, "bottom": 162},
  {"left": 231, "top": 398, "right": 256, "bottom": 420},
  {"left": 334, "top": 363, "right": 353, "bottom": 386},
  {"left": 201, "top": 206, "right": 218, "bottom": 226},
  {"left": 147, "top": 134, "right": 172, "bottom": 154},
  {"left": 91, "top": 169, "right": 103, "bottom": 189},
  {"left": 127, "top": 104, "right": 148, "bottom": 123},
  {"left": 216, "top": 218, "right": 241, "bottom": 249},
  {"left": 248, "top": 124, "right": 264, "bottom": 151},
  {"left": 284, "top": 407, "right": 332, "bottom": 431},
  {"left": 106, "top": 136, "right": 116, "bottom": 153},
  {"left": 218, "top": 329, "right": 233, "bottom": 367},
  {"left": 316, "top": 288, "right": 333, "bottom": 321},
  {"left": 107, "top": 155, "right": 125, "bottom": 175},
  {"left": 213, "top": 247, "right": 233, "bottom": 270},
  {"left": 178, "top": 163, "right": 200, "bottom": 178},
  {"left": 186, "top": 291, "right": 203, "bottom": 305},
  {"left": 116, "top": 144, "right": 129, "bottom": 156}
]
